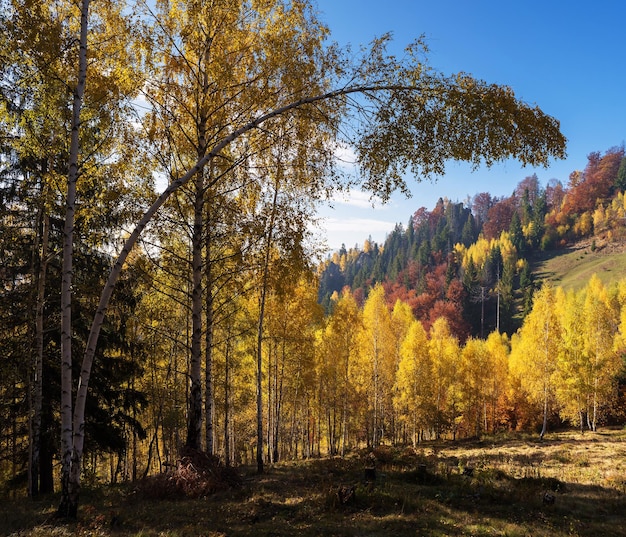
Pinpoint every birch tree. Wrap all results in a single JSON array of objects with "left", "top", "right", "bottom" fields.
[
  {"left": 143, "top": 0, "right": 335, "bottom": 459},
  {"left": 510, "top": 284, "right": 560, "bottom": 439},
  {"left": 460, "top": 337, "right": 491, "bottom": 436},
  {"left": 582, "top": 275, "right": 621, "bottom": 430},
  {"left": 317, "top": 288, "right": 362, "bottom": 455},
  {"left": 59, "top": 0, "right": 90, "bottom": 515},
  {"left": 355, "top": 284, "right": 395, "bottom": 445},
  {"left": 1, "top": 0, "right": 145, "bottom": 511},
  {"left": 58, "top": 0, "right": 148, "bottom": 514},
  {"left": 390, "top": 300, "right": 415, "bottom": 442},
  {"left": 483, "top": 331, "right": 510, "bottom": 433},
  {"left": 428, "top": 317, "right": 460, "bottom": 438},
  {"left": 554, "top": 287, "right": 589, "bottom": 431},
  {"left": 394, "top": 319, "right": 431, "bottom": 445}
]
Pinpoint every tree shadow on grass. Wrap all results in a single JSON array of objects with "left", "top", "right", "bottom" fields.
[{"left": 4, "top": 434, "right": 626, "bottom": 537}]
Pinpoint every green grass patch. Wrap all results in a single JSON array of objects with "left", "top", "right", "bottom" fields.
[{"left": 532, "top": 240, "right": 626, "bottom": 291}]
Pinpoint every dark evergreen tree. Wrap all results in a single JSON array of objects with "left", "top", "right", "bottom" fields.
[
  {"left": 417, "top": 240, "right": 432, "bottom": 268},
  {"left": 406, "top": 216, "right": 416, "bottom": 254},
  {"left": 461, "top": 213, "right": 478, "bottom": 246},
  {"left": 0, "top": 167, "right": 148, "bottom": 493},
  {"left": 521, "top": 188, "right": 532, "bottom": 226},
  {"left": 519, "top": 262, "right": 535, "bottom": 317},
  {"left": 462, "top": 258, "right": 482, "bottom": 335},
  {"left": 0, "top": 189, "right": 34, "bottom": 491},
  {"left": 317, "top": 261, "right": 345, "bottom": 308},
  {"left": 616, "top": 156, "right": 626, "bottom": 192},
  {"left": 509, "top": 211, "right": 525, "bottom": 254},
  {"left": 499, "top": 258, "right": 516, "bottom": 334},
  {"left": 484, "top": 246, "right": 503, "bottom": 288},
  {"left": 445, "top": 252, "right": 458, "bottom": 287},
  {"left": 531, "top": 191, "right": 547, "bottom": 249}
]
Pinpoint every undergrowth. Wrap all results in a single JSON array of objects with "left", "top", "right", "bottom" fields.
[
  {"left": 135, "top": 448, "right": 242, "bottom": 499},
  {"left": 3, "top": 429, "right": 626, "bottom": 537}
]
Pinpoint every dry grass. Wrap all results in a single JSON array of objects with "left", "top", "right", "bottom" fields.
[
  {"left": 532, "top": 238, "right": 626, "bottom": 292},
  {"left": 3, "top": 428, "right": 626, "bottom": 537}
]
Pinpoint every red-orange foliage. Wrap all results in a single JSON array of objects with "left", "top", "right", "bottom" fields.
[
  {"left": 429, "top": 198, "right": 446, "bottom": 230},
  {"left": 483, "top": 196, "right": 517, "bottom": 240},
  {"left": 408, "top": 263, "right": 447, "bottom": 323},
  {"left": 563, "top": 147, "right": 624, "bottom": 215},
  {"left": 424, "top": 263, "right": 447, "bottom": 300},
  {"left": 412, "top": 292, "right": 436, "bottom": 322},
  {"left": 390, "top": 263, "right": 469, "bottom": 340},
  {"left": 545, "top": 178, "right": 566, "bottom": 211},
  {"left": 445, "top": 279, "right": 465, "bottom": 306},
  {"left": 426, "top": 299, "right": 469, "bottom": 342},
  {"left": 383, "top": 281, "right": 418, "bottom": 310},
  {"left": 353, "top": 287, "right": 366, "bottom": 308},
  {"left": 412, "top": 206, "right": 430, "bottom": 228},
  {"left": 515, "top": 174, "right": 540, "bottom": 205},
  {"left": 396, "top": 260, "right": 421, "bottom": 289},
  {"left": 472, "top": 192, "right": 494, "bottom": 227}
]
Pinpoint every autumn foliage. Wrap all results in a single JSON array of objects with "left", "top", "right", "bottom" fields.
[
  {"left": 0, "top": 0, "right": 621, "bottom": 498},
  {"left": 317, "top": 274, "right": 626, "bottom": 448},
  {"left": 313, "top": 144, "right": 626, "bottom": 447}
]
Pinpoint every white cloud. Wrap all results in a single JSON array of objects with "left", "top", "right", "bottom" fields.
[
  {"left": 324, "top": 217, "right": 396, "bottom": 232},
  {"left": 320, "top": 216, "right": 396, "bottom": 251},
  {"left": 332, "top": 142, "right": 358, "bottom": 170},
  {"left": 330, "top": 189, "right": 386, "bottom": 209}
]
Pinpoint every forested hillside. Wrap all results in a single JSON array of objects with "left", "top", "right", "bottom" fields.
[
  {"left": 309, "top": 144, "right": 626, "bottom": 445},
  {"left": 318, "top": 146, "right": 626, "bottom": 339}
]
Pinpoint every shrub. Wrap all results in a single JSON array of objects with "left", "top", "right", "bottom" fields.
[{"left": 137, "top": 448, "right": 242, "bottom": 499}]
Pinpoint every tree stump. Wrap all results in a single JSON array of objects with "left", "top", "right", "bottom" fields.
[
  {"left": 336, "top": 484, "right": 356, "bottom": 505},
  {"left": 415, "top": 463, "right": 428, "bottom": 483},
  {"left": 364, "top": 467, "right": 376, "bottom": 481},
  {"left": 364, "top": 451, "right": 377, "bottom": 481}
]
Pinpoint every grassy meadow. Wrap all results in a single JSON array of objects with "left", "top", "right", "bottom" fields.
[
  {"left": 3, "top": 428, "right": 626, "bottom": 537},
  {"left": 532, "top": 238, "right": 626, "bottom": 292}
]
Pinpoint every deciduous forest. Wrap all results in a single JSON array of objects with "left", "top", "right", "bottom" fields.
[{"left": 2, "top": 0, "right": 626, "bottom": 529}]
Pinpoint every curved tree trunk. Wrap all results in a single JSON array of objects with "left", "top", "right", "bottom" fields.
[{"left": 58, "top": 51, "right": 565, "bottom": 514}]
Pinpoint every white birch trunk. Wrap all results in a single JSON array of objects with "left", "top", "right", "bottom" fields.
[{"left": 58, "top": 0, "right": 90, "bottom": 518}]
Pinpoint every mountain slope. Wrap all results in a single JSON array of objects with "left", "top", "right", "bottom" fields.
[{"left": 532, "top": 238, "right": 626, "bottom": 292}]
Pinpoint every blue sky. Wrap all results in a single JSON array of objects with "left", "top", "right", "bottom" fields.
[{"left": 313, "top": 0, "right": 626, "bottom": 252}]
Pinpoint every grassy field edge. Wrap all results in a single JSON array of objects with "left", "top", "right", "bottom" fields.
[{"left": 3, "top": 428, "right": 626, "bottom": 537}]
